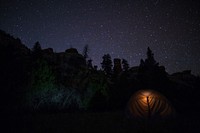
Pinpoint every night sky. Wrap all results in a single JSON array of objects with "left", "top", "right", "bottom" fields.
[{"left": 0, "top": 0, "right": 200, "bottom": 74}]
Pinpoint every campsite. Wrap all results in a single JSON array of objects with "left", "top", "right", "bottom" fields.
[
  {"left": 1, "top": 29, "right": 200, "bottom": 132},
  {"left": 1, "top": 0, "right": 200, "bottom": 132}
]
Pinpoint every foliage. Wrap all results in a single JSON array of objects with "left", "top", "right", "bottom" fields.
[
  {"left": 79, "top": 71, "right": 109, "bottom": 109},
  {"left": 51, "top": 87, "right": 82, "bottom": 109},
  {"left": 82, "top": 44, "right": 89, "bottom": 59},
  {"left": 27, "top": 59, "right": 57, "bottom": 110},
  {"left": 101, "top": 54, "right": 113, "bottom": 76},
  {"left": 32, "top": 41, "right": 42, "bottom": 53},
  {"left": 31, "top": 60, "right": 55, "bottom": 91},
  {"left": 27, "top": 61, "right": 109, "bottom": 111},
  {"left": 32, "top": 41, "right": 42, "bottom": 60},
  {"left": 122, "top": 59, "right": 129, "bottom": 71},
  {"left": 145, "top": 47, "right": 158, "bottom": 67},
  {"left": 87, "top": 59, "right": 93, "bottom": 69},
  {"left": 138, "top": 47, "right": 168, "bottom": 90}
]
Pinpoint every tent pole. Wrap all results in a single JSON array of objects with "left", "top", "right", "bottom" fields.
[{"left": 147, "top": 96, "right": 151, "bottom": 118}]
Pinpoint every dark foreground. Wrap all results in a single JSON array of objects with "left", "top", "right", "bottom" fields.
[{"left": 3, "top": 111, "right": 200, "bottom": 133}]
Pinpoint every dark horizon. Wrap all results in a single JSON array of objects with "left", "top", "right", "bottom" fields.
[
  {"left": 1, "top": 0, "right": 200, "bottom": 74},
  {"left": 2, "top": 29, "right": 200, "bottom": 75}
]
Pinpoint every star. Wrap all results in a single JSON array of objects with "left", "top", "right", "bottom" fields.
[{"left": 0, "top": 0, "right": 200, "bottom": 74}]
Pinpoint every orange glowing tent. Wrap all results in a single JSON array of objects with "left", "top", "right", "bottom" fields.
[{"left": 128, "top": 90, "right": 174, "bottom": 118}]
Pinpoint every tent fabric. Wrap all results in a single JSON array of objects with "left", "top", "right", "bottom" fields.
[{"left": 128, "top": 90, "right": 173, "bottom": 118}]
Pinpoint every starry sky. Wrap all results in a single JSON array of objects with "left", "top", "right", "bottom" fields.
[{"left": 0, "top": 0, "right": 200, "bottom": 74}]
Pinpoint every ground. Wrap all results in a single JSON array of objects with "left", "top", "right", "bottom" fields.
[{"left": 3, "top": 111, "right": 200, "bottom": 133}]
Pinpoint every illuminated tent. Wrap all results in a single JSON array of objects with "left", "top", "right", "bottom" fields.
[{"left": 128, "top": 90, "right": 173, "bottom": 118}]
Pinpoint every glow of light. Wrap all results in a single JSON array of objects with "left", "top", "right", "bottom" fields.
[
  {"left": 142, "top": 91, "right": 151, "bottom": 97},
  {"left": 129, "top": 89, "right": 173, "bottom": 118}
]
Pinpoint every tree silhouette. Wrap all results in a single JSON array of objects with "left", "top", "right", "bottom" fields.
[
  {"left": 82, "top": 44, "right": 89, "bottom": 60},
  {"left": 101, "top": 54, "right": 113, "bottom": 76},
  {"left": 138, "top": 47, "right": 168, "bottom": 89},
  {"left": 32, "top": 41, "right": 41, "bottom": 52},
  {"left": 87, "top": 59, "right": 93, "bottom": 70},
  {"left": 145, "top": 47, "right": 158, "bottom": 67},
  {"left": 28, "top": 59, "right": 56, "bottom": 109},
  {"left": 122, "top": 59, "right": 129, "bottom": 71},
  {"left": 113, "top": 58, "right": 122, "bottom": 75},
  {"left": 32, "top": 41, "right": 42, "bottom": 60}
]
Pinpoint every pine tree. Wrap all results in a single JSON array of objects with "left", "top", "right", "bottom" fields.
[
  {"left": 82, "top": 44, "right": 89, "bottom": 60},
  {"left": 122, "top": 59, "right": 129, "bottom": 71},
  {"left": 145, "top": 47, "right": 158, "bottom": 66},
  {"left": 32, "top": 41, "right": 41, "bottom": 53},
  {"left": 32, "top": 41, "right": 42, "bottom": 60},
  {"left": 138, "top": 47, "right": 167, "bottom": 89},
  {"left": 101, "top": 54, "right": 113, "bottom": 76},
  {"left": 87, "top": 59, "right": 93, "bottom": 69}
]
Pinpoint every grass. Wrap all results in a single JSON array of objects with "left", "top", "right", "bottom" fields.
[{"left": 3, "top": 111, "right": 200, "bottom": 133}]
